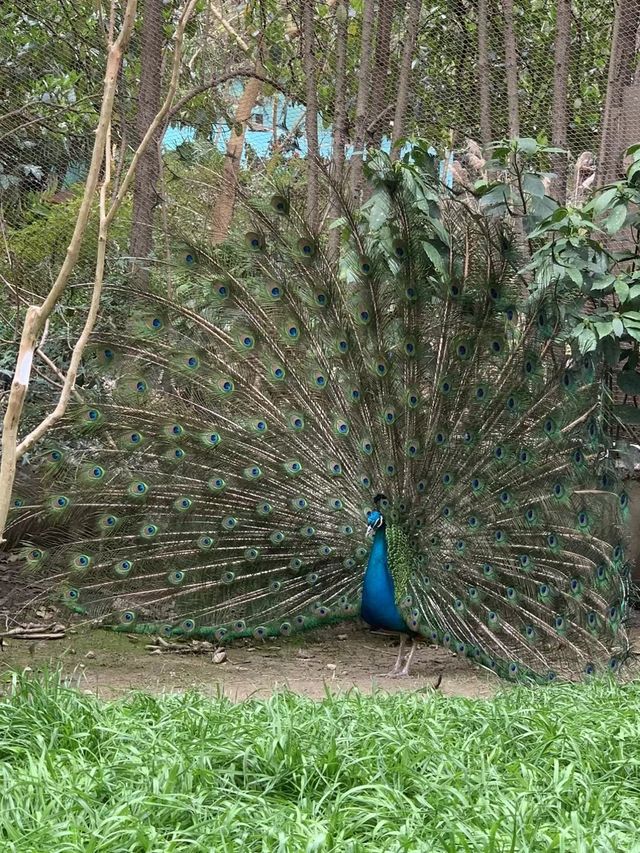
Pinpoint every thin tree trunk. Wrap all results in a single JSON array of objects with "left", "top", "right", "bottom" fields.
[
  {"left": 329, "top": 0, "right": 349, "bottom": 259},
  {"left": 0, "top": 0, "right": 139, "bottom": 545},
  {"left": 550, "top": 0, "right": 571, "bottom": 202},
  {"left": 502, "top": 0, "right": 520, "bottom": 138},
  {"left": 597, "top": 0, "right": 640, "bottom": 186},
  {"left": 391, "top": 0, "right": 422, "bottom": 159},
  {"left": 0, "top": 0, "right": 198, "bottom": 544},
  {"left": 477, "top": 0, "right": 492, "bottom": 145},
  {"left": 350, "top": 0, "right": 376, "bottom": 201},
  {"left": 209, "top": 65, "right": 263, "bottom": 245},
  {"left": 368, "top": 0, "right": 396, "bottom": 147},
  {"left": 272, "top": 96, "right": 279, "bottom": 151},
  {"left": 130, "top": 0, "right": 164, "bottom": 288},
  {"left": 302, "top": 0, "right": 320, "bottom": 230}
]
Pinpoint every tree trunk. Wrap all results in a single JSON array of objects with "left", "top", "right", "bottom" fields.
[
  {"left": 129, "top": 0, "right": 164, "bottom": 288},
  {"left": 597, "top": 0, "right": 640, "bottom": 186},
  {"left": 329, "top": 0, "right": 349, "bottom": 259},
  {"left": 477, "top": 0, "right": 492, "bottom": 145},
  {"left": 350, "top": 0, "right": 376, "bottom": 202},
  {"left": 368, "top": 0, "right": 396, "bottom": 147},
  {"left": 209, "top": 66, "right": 263, "bottom": 245},
  {"left": 302, "top": 0, "right": 320, "bottom": 230},
  {"left": 502, "top": 0, "right": 520, "bottom": 138},
  {"left": 391, "top": 0, "right": 422, "bottom": 159},
  {"left": 550, "top": 0, "right": 572, "bottom": 202}
]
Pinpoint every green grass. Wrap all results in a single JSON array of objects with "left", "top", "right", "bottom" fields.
[{"left": 1, "top": 674, "right": 640, "bottom": 852}]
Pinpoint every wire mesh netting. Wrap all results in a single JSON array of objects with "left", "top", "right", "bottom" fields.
[
  {"left": 2, "top": 0, "right": 640, "bottom": 436},
  {"left": 2, "top": 1, "right": 639, "bottom": 210}
]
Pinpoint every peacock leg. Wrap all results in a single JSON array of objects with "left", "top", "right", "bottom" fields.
[
  {"left": 398, "top": 637, "right": 418, "bottom": 677},
  {"left": 381, "top": 634, "right": 407, "bottom": 677}
]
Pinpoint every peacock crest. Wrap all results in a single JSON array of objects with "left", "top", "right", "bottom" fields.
[{"left": 10, "top": 148, "right": 630, "bottom": 682}]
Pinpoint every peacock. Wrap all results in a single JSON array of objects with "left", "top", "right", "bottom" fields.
[{"left": 10, "top": 147, "right": 631, "bottom": 682}]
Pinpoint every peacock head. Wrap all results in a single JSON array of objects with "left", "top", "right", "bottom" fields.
[
  {"left": 366, "top": 510, "right": 384, "bottom": 537},
  {"left": 366, "top": 494, "right": 387, "bottom": 537}
]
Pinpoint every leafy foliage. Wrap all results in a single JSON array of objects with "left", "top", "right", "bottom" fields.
[{"left": 526, "top": 146, "right": 640, "bottom": 368}]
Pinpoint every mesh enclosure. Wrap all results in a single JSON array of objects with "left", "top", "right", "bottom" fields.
[{"left": 2, "top": 0, "right": 640, "bottom": 432}]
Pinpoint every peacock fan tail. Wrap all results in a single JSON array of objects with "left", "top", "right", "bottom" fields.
[{"left": 11, "top": 150, "right": 631, "bottom": 682}]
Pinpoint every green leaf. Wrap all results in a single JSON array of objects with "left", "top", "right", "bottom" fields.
[
  {"left": 628, "top": 161, "right": 640, "bottom": 184},
  {"left": 606, "top": 205, "right": 628, "bottom": 235},
  {"left": 422, "top": 241, "right": 446, "bottom": 274},
  {"left": 522, "top": 173, "right": 545, "bottom": 198},
  {"left": 612, "top": 317, "right": 624, "bottom": 337},
  {"left": 626, "top": 327, "right": 640, "bottom": 342},
  {"left": 576, "top": 327, "right": 597, "bottom": 353},
  {"left": 593, "top": 320, "right": 614, "bottom": 338},
  {"left": 589, "top": 186, "right": 619, "bottom": 214},
  {"left": 565, "top": 267, "right": 583, "bottom": 286},
  {"left": 590, "top": 274, "right": 616, "bottom": 291},
  {"left": 629, "top": 284, "right": 640, "bottom": 300},
  {"left": 613, "top": 281, "right": 631, "bottom": 302},
  {"left": 517, "top": 138, "right": 538, "bottom": 154},
  {"left": 367, "top": 193, "right": 390, "bottom": 230},
  {"left": 615, "top": 281, "right": 630, "bottom": 303}
]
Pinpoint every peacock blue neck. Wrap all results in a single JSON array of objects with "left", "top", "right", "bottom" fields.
[{"left": 361, "top": 527, "right": 408, "bottom": 633}]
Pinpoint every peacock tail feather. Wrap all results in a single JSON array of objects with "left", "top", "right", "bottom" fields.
[{"left": 11, "top": 148, "right": 630, "bottom": 681}]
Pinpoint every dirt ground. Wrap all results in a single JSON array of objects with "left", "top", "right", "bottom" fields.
[
  {"left": 0, "top": 620, "right": 503, "bottom": 701},
  {"left": 1, "top": 616, "right": 638, "bottom": 701}
]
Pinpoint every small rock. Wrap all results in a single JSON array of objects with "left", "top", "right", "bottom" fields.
[
  {"left": 213, "top": 649, "right": 227, "bottom": 664},
  {"left": 149, "top": 648, "right": 162, "bottom": 655},
  {"left": 326, "top": 663, "right": 337, "bottom": 671},
  {"left": 79, "top": 663, "right": 85, "bottom": 669},
  {"left": 68, "top": 648, "right": 77, "bottom": 656},
  {"left": 297, "top": 649, "right": 312, "bottom": 659},
  {"left": 337, "top": 634, "right": 347, "bottom": 641},
  {"left": 85, "top": 651, "right": 96, "bottom": 659},
  {"left": 341, "top": 670, "right": 348, "bottom": 675}
]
